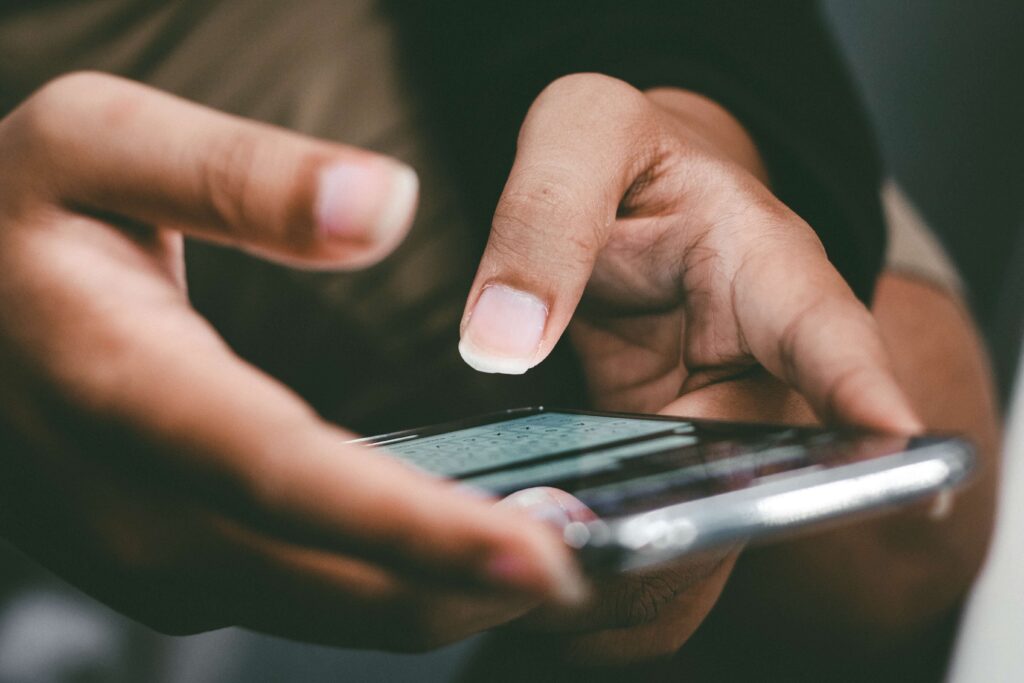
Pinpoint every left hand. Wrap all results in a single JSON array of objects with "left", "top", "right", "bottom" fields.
[
  {"left": 499, "top": 487, "right": 740, "bottom": 667},
  {"left": 458, "top": 73, "right": 920, "bottom": 432}
]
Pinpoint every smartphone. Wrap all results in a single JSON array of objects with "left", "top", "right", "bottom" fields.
[{"left": 354, "top": 407, "right": 974, "bottom": 572}]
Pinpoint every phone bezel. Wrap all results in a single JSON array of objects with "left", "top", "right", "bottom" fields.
[{"left": 353, "top": 407, "right": 975, "bottom": 572}]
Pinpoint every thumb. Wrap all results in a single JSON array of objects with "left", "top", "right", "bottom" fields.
[{"left": 459, "top": 74, "right": 655, "bottom": 373}]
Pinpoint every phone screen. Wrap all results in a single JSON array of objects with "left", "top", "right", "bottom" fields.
[{"left": 370, "top": 409, "right": 914, "bottom": 518}]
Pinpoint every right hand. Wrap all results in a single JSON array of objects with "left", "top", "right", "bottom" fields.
[{"left": 0, "top": 72, "right": 582, "bottom": 650}]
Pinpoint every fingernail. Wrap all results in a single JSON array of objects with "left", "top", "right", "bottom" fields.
[
  {"left": 315, "top": 158, "right": 418, "bottom": 242},
  {"left": 499, "top": 489, "right": 574, "bottom": 528},
  {"left": 485, "top": 549, "right": 588, "bottom": 606},
  {"left": 459, "top": 285, "right": 547, "bottom": 374}
]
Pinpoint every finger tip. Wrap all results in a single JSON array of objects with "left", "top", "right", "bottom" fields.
[
  {"left": 855, "top": 408, "right": 924, "bottom": 436},
  {"left": 871, "top": 392, "right": 925, "bottom": 435},
  {"left": 900, "top": 414, "right": 927, "bottom": 436},
  {"left": 458, "top": 284, "right": 548, "bottom": 374},
  {"left": 483, "top": 506, "right": 590, "bottom": 605},
  {"left": 483, "top": 539, "right": 586, "bottom": 606},
  {"left": 458, "top": 338, "right": 534, "bottom": 375},
  {"left": 376, "top": 161, "right": 419, "bottom": 241},
  {"left": 498, "top": 488, "right": 596, "bottom": 533},
  {"left": 552, "top": 569, "right": 591, "bottom": 607},
  {"left": 314, "top": 158, "right": 418, "bottom": 263},
  {"left": 818, "top": 366, "right": 924, "bottom": 435}
]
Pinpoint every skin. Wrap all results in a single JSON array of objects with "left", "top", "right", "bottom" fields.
[
  {"left": 458, "top": 74, "right": 997, "bottom": 671},
  {"left": 465, "top": 274, "right": 998, "bottom": 679},
  {"left": 0, "top": 69, "right": 995, "bottom": 667},
  {"left": 462, "top": 74, "right": 920, "bottom": 432},
  {"left": 0, "top": 72, "right": 583, "bottom": 651},
  {"left": 677, "top": 274, "right": 1000, "bottom": 681}
]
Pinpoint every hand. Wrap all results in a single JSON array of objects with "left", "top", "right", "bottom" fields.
[
  {"left": 466, "top": 374, "right": 809, "bottom": 671},
  {"left": 458, "top": 73, "right": 921, "bottom": 432},
  {"left": 0, "top": 72, "right": 583, "bottom": 650},
  {"left": 497, "top": 489, "right": 737, "bottom": 668}
]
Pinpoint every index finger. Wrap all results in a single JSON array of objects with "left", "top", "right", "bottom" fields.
[
  {"left": 731, "top": 237, "right": 922, "bottom": 433},
  {"left": 100, "top": 319, "right": 585, "bottom": 603},
  {"left": 5, "top": 71, "right": 417, "bottom": 268}
]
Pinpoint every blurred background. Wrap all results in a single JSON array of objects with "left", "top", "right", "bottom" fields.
[
  {"left": 0, "top": 1, "right": 1021, "bottom": 682},
  {"left": 825, "top": 0, "right": 1024, "bottom": 401}
]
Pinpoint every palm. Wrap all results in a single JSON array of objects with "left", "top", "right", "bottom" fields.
[
  {"left": 567, "top": 195, "right": 753, "bottom": 414},
  {"left": 569, "top": 307, "right": 684, "bottom": 413}
]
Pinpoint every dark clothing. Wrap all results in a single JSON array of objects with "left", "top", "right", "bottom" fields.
[
  {"left": 0, "top": 3, "right": 904, "bottom": 682},
  {"left": 0, "top": 1, "right": 886, "bottom": 434},
  {"left": 388, "top": 1, "right": 887, "bottom": 305}
]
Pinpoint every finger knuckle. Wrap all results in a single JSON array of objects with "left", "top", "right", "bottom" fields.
[
  {"left": 14, "top": 71, "right": 136, "bottom": 157},
  {"left": 493, "top": 176, "right": 597, "bottom": 265},
  {"left": 725, "top": 195, "right": 817, "bottom": 253},
  {"left": 198, "top": 131, "right": 326, "bottom": 259},
  {"left": 776, "top": 296, "right": 830, "bottom": 383},
  {"left": 500, "top": 173, "right": 582, "bottom": 217},
  {"left": 199, "top": 129, "right": 263, "bottom": 237}
]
